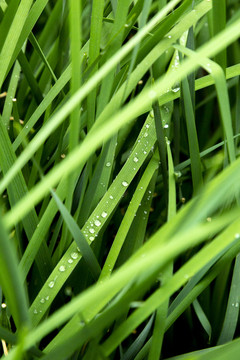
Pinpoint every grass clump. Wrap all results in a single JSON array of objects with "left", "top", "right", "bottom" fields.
[{"left": 0, "top": 0, "right": 240, "bottom": 359}]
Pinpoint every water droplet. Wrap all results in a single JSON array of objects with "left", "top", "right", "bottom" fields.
[
  {"left": 150, "top": 110, "right": 154, "bottom": 118},
  {"left": 59, "top": 265, "right": 66, "bottom": 272},
  {"left": 106, "top": 162, "right": 111, "bottom": 167},
  {"left": 168, "top": 35, "right": 172, "bottom": 39},
  {"left": 235, "top": 302, "right": 239, "bottom": 308},
  {"left": 235, "top": 233, "right": 240, "bottom": 239},
  {"left": 89, "top": 228, "right": 95, "bottom": 234},
  {"left": 109, "top": 195, "right": 113, "bottom": 199},
  {"left": 94, "top": 220, "right": 101, "bottom": 227},
  {"left": 71, "top": 252, "right": 78, "bottom": 259},
  {"left": 89, "top": 236, "right": 94, "bottom": 241},
  {"left": 26, "top": 125, "right": 29, "bottom": 129},
  {"left": 122, "top": 181, "right": 128, "bottom": 187},
  {"left": 172, "top": 86, "right": 180, "bottom": 93},
  {"left": 48, "top": 281, "right": 55, "bottom": 288},
  {"left": 146, "top": 124, "right": 150, "bottom": 128},
  {"left": 33, "top": 309, "right": 38, "bottom": 314},
  {"left": 164, "top": 124, "right": 169, "bottom": 128},
  {"left": 45, "top": 296, "right": 49, "bottom": 301},
  {"left": 143, "top": 132, "right": 148, "bottom": 137},
  {"left": 77, "top": 247, "right": 81, "bottom": 252},
  {"left": 101, "top": 211, "right": 107, "bottom": 218},
  {"left": 143, "top": 151, "right": 147, "bottom": 154},
  {"left": 174, "top": 171, "right": 182, "bottom": 178},
  {"left": 133, "top": 157, "right": 139, "bottom": 163},
  {"left": 40, "top": 298, "right": 45, "bottom": 304},
  {"left": 68, "top": 259, "right": 73, "bottom": 264}
]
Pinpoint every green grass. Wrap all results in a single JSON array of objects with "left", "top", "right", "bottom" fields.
[{"left": 0, "top": 0, "right": 240, "bottom": 359}]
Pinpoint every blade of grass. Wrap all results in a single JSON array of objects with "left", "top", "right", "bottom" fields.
[
  {"left": 0, "top": 213, "right": 30, "bottom": 329},
  {"left": 99, "top": 150, "right": 159, "bottom": 281},
  {"left": 212, "top": 0, "right": 226, "bottom": 71},
  {"left": 181, "top": 73, "right": 203, "bottom": 193},
  {"left": 0, "top": 0, "right": 34, "bottom": 90},
  {"left": 0, "top": 115, "right": 52, "bottom": 282},
  {"left": 148, "top": 139, "right": 176, "bottom": 360},
  {"left": 174, "top": 43, "right": 236, "bottom": 163},
  {"left": 217, "top": 253, "right": 240, "bottom": 344},
  {"left": 51, "top": 190, "right": 101, "bottom": 281},
  {"left": 58, "top": 0, "right": 83, "bottom": 256},
  {"left": 86, "top": 0, "right": 105, "bottom": 129},
  {"left": 193, "top": 299, "right": 212, "bottom": 341},
  {"left": 1, "top": 61, "right": 21, "bottom": 128},
  {"left": 152, "top": 101, "right": 168, "bottom": 202}
]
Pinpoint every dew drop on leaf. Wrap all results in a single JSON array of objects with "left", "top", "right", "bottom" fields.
[
  {"left": 172, "top": 86, "right": 180, "bottom": 93},
  {"left": 101, "top": 211, "right": 107, "bottom": 218},
  {"left": 48, "top": 281, "right": 55, "bottom": 288}
]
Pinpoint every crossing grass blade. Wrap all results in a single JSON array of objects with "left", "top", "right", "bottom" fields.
[{"left": 51, "top": 191, "right": 101, "bottom": 281}]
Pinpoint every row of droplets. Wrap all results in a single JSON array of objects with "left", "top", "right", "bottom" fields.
[{"left": 84, "top": 120, "right": 153, "bottom": 240}]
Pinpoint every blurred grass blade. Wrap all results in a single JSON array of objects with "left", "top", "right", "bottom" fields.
[
  {"left": 212, "top": 0, "right": 226, "bottom": 71},
  {"left": 0, "top": 0, "right": 33, "bottom": 89},
  {"left": 0, "top": 213, "right": 30, "bottom": 329}
]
